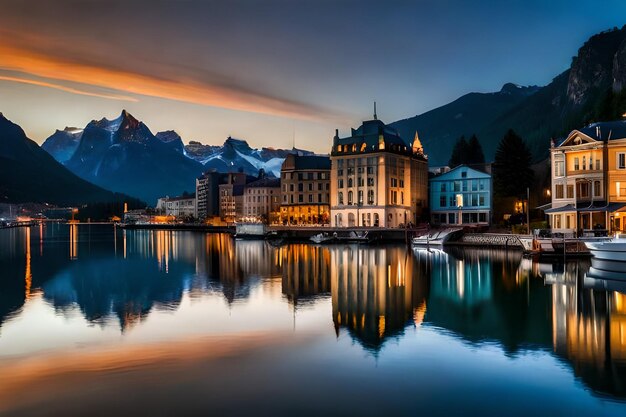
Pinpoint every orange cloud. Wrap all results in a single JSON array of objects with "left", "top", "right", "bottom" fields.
[
  {"left": 0, "top": 42, "right": 334, "bottom": 121},
  {"left": 0, "top": 74, "right": 138, "bottom": 102}
]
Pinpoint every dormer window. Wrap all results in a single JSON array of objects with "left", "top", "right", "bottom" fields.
[{"left": 461, "top": 171, "right": 467, "bottom": 178}]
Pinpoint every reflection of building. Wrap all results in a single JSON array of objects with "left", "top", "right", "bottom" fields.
[
  {"left": 281, "top": 244, "right": 331, "bottom": 305},
  {"left": 546, "top": 121, "right": 626, "bottom": 235},
  {"left": 279, "top": 154, "right": 331, "bottom": 225},
  {"left": 551, "top": 278, "right": 626, "bottom": 397},
  {"left": 330, "top": 115, "right": 428, "bottom": 228},
  {"left": 196, "top": 170, "right": 220, "bottom": 221},
  {"left": 331, "top": 245, "right": 428, "bottom": 351},
  {"left": 243, "top": 177, "right": 281, "bottom": 223},
  {"left": 429, "top": 165, "right": 492, "bottom": 226}
]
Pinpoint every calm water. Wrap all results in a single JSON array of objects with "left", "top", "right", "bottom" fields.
[{"left": 1, "top": 224, "right": 625, "bottom": 416}]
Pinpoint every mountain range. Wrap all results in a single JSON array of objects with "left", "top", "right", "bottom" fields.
[
  {"left": 41, "top": 110, "right": 313, "bottom": 204},
  {"left": 392, "top": 25, "right": 626, "bottom": 166},
  {"left": 0, "top": 113, "right": 138, "bottom": 207}
]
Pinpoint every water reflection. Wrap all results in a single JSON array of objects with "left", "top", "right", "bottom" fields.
[
  {"left": 1, "top": 224, "right": 626, "bottom": 404},
  {"left": 331, "top": 245, "right": 428, "bottom": 351}
]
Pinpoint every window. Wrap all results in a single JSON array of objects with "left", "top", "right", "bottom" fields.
[
  {"left": 567, "top": 185, "right": 574, "bottom": 199},
  {"left": 574, "top": 157, "right": 579, "bottom": 171},
  {"left": 298, "top": 183, "right": 303, "bottom": 192},
  {"left": 358, "top": 190, "right": 363, "bottom": 204},
  {"left": 338, "top": 192, "right": 344, "bottom": 205},
  {"left": 555, "top": 184, "right": 564, "bottom": 199},
  {"left": 578, "top": 182, "right": 589, "bottom": 198},
  {"left": 367, "top": 177, "right": 375, "bottom": 186},
  {"left": 368, "top": 190, "right": 374, "bottom": 205},
  {"left": 582, "top": 156, "right": 586, "bottom": 170},
  {"left": 290, "top": 184, "right": 294, "bottom": 192},
  {"left": 358, "top": 177, "right": 364, "bottom": 187},
  {"left": 619, "top": 153, "right": 626, "bottom": 169},
  {"left": 318, "top": 193, "right": 322, "bottom": 203},
  {"left": 462, "top": 181, "right": 468, "bottom": 192},
  {"left": 348, "top": 178, "right": 353, "bottom": 187},
  {"left": 453, "top": 181, "right": 461, "bottom": 192},
  {"left": 348, "top": 191, "right": 353, "bottom": 205},
  {"left": 309, "top": 194, "right": 313, "bottom": 203},
  {"left": 450, "top": 195, "right": 456, "bottom": 207},
  {"left": 399, "top": 179, "right": 404, "bottom": 188},
  {"left": 461, "top": 171, "right": 467, "bottom": 178},
  {"left": 298, "top": 173, "right": 303, "bottom": 181},
  {"left": 391, "top": 178, "right": 398, "bottom": 187},
  {"left": 553, "top": 214, "right": 561, "bottom": 229},
  {"left": 338, "top": 179, "right": 344, "bottom": 188},
  {"left": 472, "top": 180, "right": 478, "bottom": 191},
  {"left": 596, "top": 159, "right": 601, "bottom": 170},
  {"left": 299, "top": 194, "right": 303, "bottom": 203},
  {"left": 308, "top": 183, "right": 313, "bottom": 191},
  {"left": 441, "top": 183, "right": 446, "bottom": 192},
  {"left": 440, "top": 196, "right": 447, "bottom": 207},
  {"left": 308, "top": 173, "right": 313, "bottom": 180},
  {"left": 479, "top": 195, "right": 485, "bottom": 206},
  {"left": 594, "top": 181, "right": 601, "bottom": 197},
  {"left": 554, "top": 160, "right": 564, "bottom": 177},
  {"left": 479, "top": 213, "right": 487, "bottom": 223}
]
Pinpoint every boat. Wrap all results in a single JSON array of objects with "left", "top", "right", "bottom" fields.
[
  {"left": 412, "top": 228, "right": 462, "bottom": 247},
  {"left": 337, "top": 231, "right": 373, "bottom": 244},
  {"left": 310, "top": 232, "right": 338, "bottom": 244},
  {"left": 585, "top": 238, "right": 626, "bottom": 262},
  {"left": 585, "top": 237, "right": 626, "bottom": 278}
]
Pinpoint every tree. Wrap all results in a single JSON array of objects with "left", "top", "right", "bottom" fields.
[
  {"left": 467, "top": 134, "right": 485, "bottom": 164},
  {"left": 493, "top": 129, "right": 534, "bottom": 199},
  {"left": 448, "top": 136, "right": 468, "bottom": 167},
  {"left": 449, "top": 134, "right": 485, "bottom": 167}
]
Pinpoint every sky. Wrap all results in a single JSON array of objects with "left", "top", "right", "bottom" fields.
[{"left": 1, "top": 0, "right": 625, "bottom": 153}]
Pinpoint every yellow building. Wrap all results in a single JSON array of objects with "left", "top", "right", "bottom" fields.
[
  {"left": 547, "top": 121, "right": 626, "bottom": 235},
  {"left": 330, "top": 115, "right": 428, "bottom": 228}
]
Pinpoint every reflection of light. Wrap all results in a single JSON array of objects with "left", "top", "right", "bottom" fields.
[
  {"left": 413, "top": 301, "right": 427, "bottom": 327},
  {"left": 25, "top": 227, "right": 32, "bottom": 300},
  {"left": 69, "top": 224, "right": 78, "bottom": 260},
  {"left": 378, "top": 315, "right": 385, "bottom": 338},
  {"left": 456, "top": 259, "right": 465, "bottom": 298}
]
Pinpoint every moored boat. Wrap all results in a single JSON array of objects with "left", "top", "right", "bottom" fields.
[
  {"left": 310, "top": 232, "right": 338, "bottom": 244},
  {"left": 585, "top": 237, "right": 626, "bottom": 279},
  {"left": 412, "top": 228, "right": 462, "bottom": 247}
]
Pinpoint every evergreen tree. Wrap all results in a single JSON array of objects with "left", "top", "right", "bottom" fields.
[
  {"left": 448, "top": 136, "right": 468, "bottom": 167},
  {"left": 493, "top": 129, "right": 534, "bottom": 198},
  {"left": 467, "top": 134, "right": 485, "bottom": 164}
]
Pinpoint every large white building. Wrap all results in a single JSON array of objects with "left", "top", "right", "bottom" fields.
[
  {"left": 156, "top": 195, "right": 196, "bottom": 218},
  {"left": 330, "top": 116, "right": 428, "bottom": 228}
]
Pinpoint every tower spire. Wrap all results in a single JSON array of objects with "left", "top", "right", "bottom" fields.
[{"left": 373, "top": 101, "right": 377, "bottom": 120}]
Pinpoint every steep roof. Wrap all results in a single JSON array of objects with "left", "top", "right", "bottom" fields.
[
  {"left": 245, "top": 177, "right": 281, "bottom": 188},
  {"left": 293, "top": 155, "right": 331, "bottom": 170},
  {"left": 578, "top": 120, "right": 626, "bottom": 141},
  {"left": 331, "top": 118, "right": 427, "bottom": 160}
]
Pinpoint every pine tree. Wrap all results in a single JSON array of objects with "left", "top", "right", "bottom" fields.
[
  {"left": 493, "top": 129, "right": 534, "bottom": 198},
  {"left": 467, "top": 134, "right": 485, "bottom": 164},
  {"left": 448, "top": 136, "right": 468, "bottom": 168}
]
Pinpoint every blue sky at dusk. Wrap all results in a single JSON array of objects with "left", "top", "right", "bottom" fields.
[{"left": 0, "top": 0, "right": 625, "bottom": 152}]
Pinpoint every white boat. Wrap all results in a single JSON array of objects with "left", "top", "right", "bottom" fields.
[
  {"left": 585, "top": 238, "right": 626, "bottom": 262},
  {"left": 310, "top": 232, "right": 337, "bottom": 244},
  {"left": 585, "top": 238, "right": 626, "bottom": 279},
  {"left": 412, "top": 228, "right": 462, "bottom": 247}
]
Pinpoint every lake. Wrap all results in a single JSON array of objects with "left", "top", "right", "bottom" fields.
[{"left": 0, "top": 223, "right": 625, "bottom": 416}]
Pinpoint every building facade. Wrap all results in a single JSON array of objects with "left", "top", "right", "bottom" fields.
[
  {"left": 196, "top": 170, "right": 220, "bottom": 221},
  {"left": 280, "top": 154, "right": 331, "bottom": 225},
  {"left": 429, "top": 165, "right": 492, "bottom": 226},
  {"left": 156, "top": 195, "right": 196, "bottom": 218},
  {"left": 546, "top": 120, "right": 626, "bottom": 235},
  {"left": 219, "top": 172, "right": 248, "bottom": 222},
  {"left": 330, "top": 118, "right": 428, "bottom": 228},
  {"left": 243, "top": 177, "right": 281, "bottom": 222}
]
